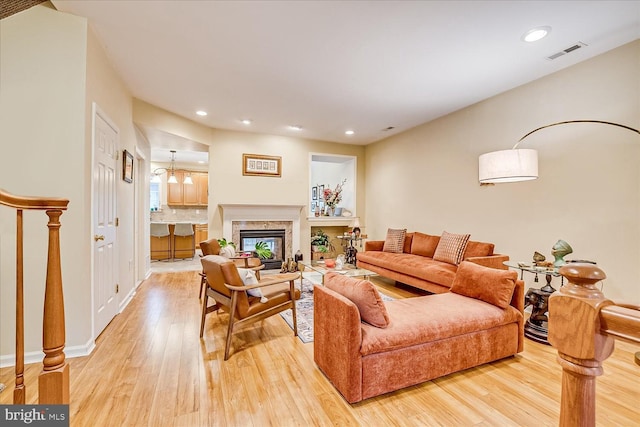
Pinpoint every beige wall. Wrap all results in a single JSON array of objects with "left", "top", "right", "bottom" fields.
[
  {"left": 0, "top": 4, "right": 89, "bottom": 361},
  {"left": 365, "top": 40, "right": 640, "bottom": 304},
  {"left": 0, "top": 3, "right": 144, "bottom": 363},
  {"left": 209, "top": 129, "right": 366, "bottom": 257},
  {"left": 132, "top": 101, "right": 367, "bottom": 260},
  {"left": 86, "top": 25, "right": 145, "bottom": 313}
]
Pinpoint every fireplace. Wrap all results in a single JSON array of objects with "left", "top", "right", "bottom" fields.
[{"left": 239, "top": 229, "right": 285, "bottom": 270}]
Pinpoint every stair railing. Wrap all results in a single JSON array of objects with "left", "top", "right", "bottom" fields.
[
  {"left": 0, "top": 188, "right": 69, "bottom": 404},
  {"left": 548, "top": 262, "right": 640, "bottom": 427}
]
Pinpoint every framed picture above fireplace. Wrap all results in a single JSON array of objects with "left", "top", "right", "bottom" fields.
[{"left": 242, "top": 153, "right": 282, "bottom": 177}]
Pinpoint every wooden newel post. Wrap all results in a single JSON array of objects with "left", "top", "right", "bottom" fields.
[
  {"left": 548, "top": 263, "right": 615, "bottom": 427},
  {"left": 38, "top": 209, "right": 69, "bottom": 404}
]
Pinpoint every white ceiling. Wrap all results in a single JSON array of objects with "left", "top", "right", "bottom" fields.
[{"left": 52, "top": 0, "right": 639, "bottom": 149}]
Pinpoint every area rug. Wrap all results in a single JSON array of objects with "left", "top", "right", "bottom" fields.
[{"left": 280, "top": 278, "right": 394, "bottom": 343}]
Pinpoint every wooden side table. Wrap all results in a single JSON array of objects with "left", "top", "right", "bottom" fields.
[
  {"left": 337, "top": 235, "right": 364, "bottom": 264},
  {"left": 504, "top": 262, "right": 564, "bottom": 345}
]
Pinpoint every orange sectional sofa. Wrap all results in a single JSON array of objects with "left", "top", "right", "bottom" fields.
[
  {"left": 356, "top": 231, "right": 510, "bottom": 294},
  {"left": 314, "top": 263, "right": 525, "bottom": 403}
]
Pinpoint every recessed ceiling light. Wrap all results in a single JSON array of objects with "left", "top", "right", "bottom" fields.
[
  {"left": 345, "top": 130, "right": 355, "bottom": 135},
  {"left": 196, "top": 110, "right": 207, "bottom": 116},
  {"left": 522, "top": 26, "right": 551, "bottom": 43},
  {"left": 288, "top": 125, "right": 302, "bottom": 131},
  {"left": 241, "top": 119, "right": 252, "bottom": 125}
]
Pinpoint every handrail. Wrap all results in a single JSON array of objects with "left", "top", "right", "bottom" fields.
[
  {"left": 548, "top": 263, "right": 640, "bottom": 427},
  {"left": 0, "top": 188, "right": 69, "bottom": 404},
  {"left": 0, "top": 188, "right": 69, "bottom": 210}
]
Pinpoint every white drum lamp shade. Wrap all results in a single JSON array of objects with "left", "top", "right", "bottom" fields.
[{"left": 478, "top": 149, "right": 538, "bottom": 184}]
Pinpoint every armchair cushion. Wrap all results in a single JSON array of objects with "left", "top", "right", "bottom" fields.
[
  {"left": 325, "top": 273, "right": 390, "bottom": 328},
  {"left": 451, "top": 261, "right": 518, "bottom": 309},
  {"left": 237, "top": 268, "right": 267, "bottom": 302}
]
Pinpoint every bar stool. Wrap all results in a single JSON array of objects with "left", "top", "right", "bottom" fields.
[
  {"left": 150, "top": 223, "right": 171, "bottom": 261},
  {"left": 173, "top": 223, "right": 195, "bottom": 260}
]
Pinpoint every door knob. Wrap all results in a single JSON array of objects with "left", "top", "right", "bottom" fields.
[{"left": 94, "top": 235, "right": 105, "bottom": 241}]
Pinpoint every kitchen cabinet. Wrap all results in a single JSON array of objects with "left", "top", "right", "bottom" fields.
[
  {"left": 166, "top": 171, "right": 184, "bottom": 205},
  {"left": 167, "top": 172, "right": 208, "bottom": 206},
  {"left": 195, "top": 223, "right": 208, "bottom": 249}
]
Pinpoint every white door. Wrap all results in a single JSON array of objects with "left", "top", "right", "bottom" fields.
[{"left": 93, "top": 104, "right": 119, "bottom": 336}]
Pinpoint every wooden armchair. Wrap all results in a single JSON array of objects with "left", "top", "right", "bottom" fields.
[
  {"left": 198, "top": 238, "right": 265, "bottom": 298},
  {"left": 200, "top": 254, "right": 300, "bottom": 360}
]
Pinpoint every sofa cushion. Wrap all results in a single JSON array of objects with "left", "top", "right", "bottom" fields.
[
  {"left": 410, "top": 232, "right": 441, "bottom": 257},
  {"left": 450, "top": 261, "right": 517, "bottom": 309},
  {"left": 357, "top": 251, "right": 458, "bottom": 287},
  {"left": 464, "top": 240, "right": 495, "bottom": 258},
  {"left": 325, "top": 273, "right": 390, "bottom": 328},
  {"left": 403, "top": 232, "right": 414, "bottom": 254},
  {"left": 382, "top": 228, "right": 406, "bottom": 253},
  {"left": 360, "top": 292, "right": 522, "bottom": 356},
  {"left": 433, "top": 231, "right": 470, "bottom": 265}
]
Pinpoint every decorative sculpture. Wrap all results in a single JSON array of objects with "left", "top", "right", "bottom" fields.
[{"left": 551, "top": 239, "right": 573, "bottom": 267}]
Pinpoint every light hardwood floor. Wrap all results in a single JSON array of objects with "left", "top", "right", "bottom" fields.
[{"left": 1, "top": 271, "right": 639, "bottom": 426}]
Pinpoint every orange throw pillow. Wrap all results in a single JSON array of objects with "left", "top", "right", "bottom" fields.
[
  {"left": 325, "top": 272, "right": 390, "bottom": 328},
  {"left": 450, "top": 261, "right": 517, "bottom": 309}
]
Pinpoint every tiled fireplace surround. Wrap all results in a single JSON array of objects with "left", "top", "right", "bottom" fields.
[{"left": 220, "top": 204, "right": 305, "bottom": 261}]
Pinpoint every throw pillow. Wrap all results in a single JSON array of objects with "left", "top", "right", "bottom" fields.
[
  {"left": 433, "top": 231, "right": 471, "bottom": 265},
  {"left": 410, "top": 232, "right": 441, "bottom": 258},
  {"left": 450, "top": 261, "right": 518, "bottom": 309},
  {"left": 237, "top": 268, "right": 267, "bottom": 303},
  {"left": 325, "top": 272, "right": 390, "bottom": 328},
  {"left": 382, "top": 228, "right": 406, "bottom": 253},
  {"left": 219, "top": 245, "right": 236, "bottom": 258}
]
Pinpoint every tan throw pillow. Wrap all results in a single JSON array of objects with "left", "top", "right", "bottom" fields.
[
  {"left": 450, "top": 261, "right": 518, "bottom": 309},
  {"left": 325, "top": 272, "right": 390, "bottom": 328},
  {"left": 433, "top": 231, "right": 471, "bottom": 265},
  {"left": 382, "top": 228, "right": 406, "bottom": 253}
]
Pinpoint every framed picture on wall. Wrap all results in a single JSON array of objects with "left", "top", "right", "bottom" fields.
[
  {"left": 311, "top": 202, "right": 316, "bottom": 211},
  {"left": 312, "top": 186, "right": 317, "bottom": 200},
  {"left": 123, "top": 149, "right": 133, "bottom": 183},
  {"left": 242, "top": 153, "right": 282, "bottom": 177},
  {"left": 318, "top": 185, "right": 324, "bottom": 200}
]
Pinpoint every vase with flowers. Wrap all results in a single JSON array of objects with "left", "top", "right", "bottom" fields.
[{"left": 323, "top": 179, "right": 346, "bottom": 216}]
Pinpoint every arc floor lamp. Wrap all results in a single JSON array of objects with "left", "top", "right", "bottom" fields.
[{"left": 478, "top": 120, "right": 640, "bottom": 184}]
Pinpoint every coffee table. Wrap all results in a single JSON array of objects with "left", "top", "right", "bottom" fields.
[{"left": 299, "top": 260, "right": 378, "bottom": 289}]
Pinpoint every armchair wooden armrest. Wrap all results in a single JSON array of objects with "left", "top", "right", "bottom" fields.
[{"left": 225, "top": 272, "right": 300, "bottom": 291}]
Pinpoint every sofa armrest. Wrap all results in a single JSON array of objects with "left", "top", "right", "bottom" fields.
[
  {"left": 512, "top": 279, "right": 525, "bottom": 353},
  {"left": 466, "top": 254, "right": 509, "bottom": 270},
  {"left": 313, "top": 285, "right": 363, "bottom": 403},
  {"left": 364, "top": 240, "right": 384, "bottom": 251}
]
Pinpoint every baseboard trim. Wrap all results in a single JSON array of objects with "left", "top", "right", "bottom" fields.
[
  {"left": 0, "top": 338, "right": 95, "bottom": 368},
  {"left": 119, "top": 287, "right": 136, "bottom": 312}
]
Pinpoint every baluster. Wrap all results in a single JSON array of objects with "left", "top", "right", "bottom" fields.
[
  {"left": 14, "top": 209, "right": 25, "bottom": 404},
  {"left": 38, "top": 209, "right": 69, "bottom": 404}
]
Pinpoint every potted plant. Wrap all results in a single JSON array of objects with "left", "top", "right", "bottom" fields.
[
  {"left": 311, "top": 229, "right": 331, "bottom": 252},
  {"left": 253, "top": 241, "right": 273, "bottom": 259},
  {"left": 217, "top": 238, "right": 237, "bottom": 258}
]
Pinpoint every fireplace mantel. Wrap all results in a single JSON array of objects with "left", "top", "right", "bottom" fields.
[{"left": 219, "top": 204, "right": 305, "bottom": 253}]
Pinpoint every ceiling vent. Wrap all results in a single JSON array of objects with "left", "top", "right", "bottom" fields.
[
  {"left": 382, "top": 126, "right": 395, "bottom": 131},
  {"left": 546, "top": 42, "right": 588, "bottom": 61}
]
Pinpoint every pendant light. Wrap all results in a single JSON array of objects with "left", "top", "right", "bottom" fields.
[{"left": 167, "top": 150, "right": 178, "bottom": 184}]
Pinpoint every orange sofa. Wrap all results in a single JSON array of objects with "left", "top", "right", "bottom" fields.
[
  {"left": 356, "top": 231, "right": 509, "bottom": 294},
  {"left": 314, "top": 263, "right": 525, "bottom": 403}
]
